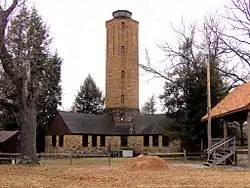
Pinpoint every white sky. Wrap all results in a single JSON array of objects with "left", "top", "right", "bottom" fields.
[{"left": 29, "top": 0, "right": 229, "bottom": 112}]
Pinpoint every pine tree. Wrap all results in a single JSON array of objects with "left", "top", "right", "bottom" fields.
[
  {"left": 72, "top": 74, "right": 104, "bottom": 114},
  {"left": 159, "top": 38, "right": 229, "bottom": 151},
  {"left": 36, "top": 52, "right": 62, "bottom": 152},
  {"left": 141, "top": 95, "right": 157, "bottom": 114}
]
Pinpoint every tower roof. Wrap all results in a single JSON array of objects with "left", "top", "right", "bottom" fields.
[{"left": 112, "top": 10, "right": 132, "bottom": 19}]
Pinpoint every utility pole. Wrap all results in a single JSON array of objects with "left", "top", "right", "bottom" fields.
[
  {"left": 204, "top": 25, "right": 212, "bottom": 149},
  {"left": 207, "top": 52, "right": 212, "bottom": 149}
]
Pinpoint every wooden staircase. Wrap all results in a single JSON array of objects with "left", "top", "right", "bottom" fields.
[{"left": 204, "top": 137, "right": 236, "bottom": 167}]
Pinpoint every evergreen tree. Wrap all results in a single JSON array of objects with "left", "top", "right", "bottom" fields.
[
  {"left": 141, "top": 95, "right": 157, "bottom": 114},
  {"left": 0, "top": 5, "right": 62, "bottom": 155},
  {"left": 159, "top": 38, "right": 229, "bottom": 151},
  {"left": 36, "top": 52, "right": 62, "bottom": 152},
  {"left": 72, "top": 74, "right": 104, "bottom": 114}
]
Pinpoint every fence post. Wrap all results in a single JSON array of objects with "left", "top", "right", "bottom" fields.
[
  {"left": 69, "top": 152, "right": 73, "bottom": 165},
  {"left": 108, "top": 152, "right": 111, "bottom": 165},
  {"left": 183, "top": 148, "right": 187, "bottom": 164},
  {"left": 108, "top": 138, "right": 111, "bottom": 166}
]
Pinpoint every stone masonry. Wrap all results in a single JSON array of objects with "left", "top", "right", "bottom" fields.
[
  {"left": 105, "top": 14, "right": 139, "bottom": 110},
  {"left": 45, "top": 135, "right": 180, "bottom": 154},
  {"left": 44, "top": 11, "right": 179, "bottom": 157}
]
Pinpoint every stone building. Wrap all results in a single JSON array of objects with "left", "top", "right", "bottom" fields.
[{"left": 45, "top": 10, "right": 181, "bottom": 155}]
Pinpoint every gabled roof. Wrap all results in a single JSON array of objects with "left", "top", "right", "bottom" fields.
[
  {"left": 0, "top": 131, "right": 19, "bottom": 142},
  {"left": 49, "top": 111, "right": 166, "bottom": 135},
  {"left": 202, "top": 82, "right": 250, "bottom": 121},
  {"left": 57, "top": 111, "right": 113, "bottom": 134}
]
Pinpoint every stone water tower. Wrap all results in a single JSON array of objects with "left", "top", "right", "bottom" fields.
[{"left": 105, "top": 10, "right": 139, "bottom": 124}]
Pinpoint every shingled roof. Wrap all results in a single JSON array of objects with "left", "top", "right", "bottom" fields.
[
  {"left": 48, "top": 111, "right": 166, "bottom": 135},
  {"left": 201, "top": 82, "right": 250, "bottom": 121},
  {"left": 0, "top": 131, "right": 19, "bottom": 142}
]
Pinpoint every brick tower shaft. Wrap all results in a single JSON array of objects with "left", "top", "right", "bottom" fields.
[{"left": 105, "top": 10, "right": 139, "bottom": 112}]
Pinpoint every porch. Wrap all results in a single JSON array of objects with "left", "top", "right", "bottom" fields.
[{"left": 201, "top": 82, "right": 250, "bottom": 167}]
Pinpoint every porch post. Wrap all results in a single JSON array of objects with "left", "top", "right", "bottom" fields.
[
  {"left": 247, "top": 111, "right": 250, "bottom": 168},
  {"left": 223, "top": 121, "right": 228, "bottom": 150},
  {"left": 239, "top": 121, "right": 244, "bottom": 146},
  {"left": 223, "top": 121, "right": 228, "bottom": 139}
]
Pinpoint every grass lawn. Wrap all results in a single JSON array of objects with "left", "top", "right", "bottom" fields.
[{"left": 0, "top": 157, "right": 249, "bottom": 188}]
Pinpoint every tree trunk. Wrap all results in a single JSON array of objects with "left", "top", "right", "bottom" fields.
[{"left": 17, "top": 102, "right": 38, "bottom": 164}]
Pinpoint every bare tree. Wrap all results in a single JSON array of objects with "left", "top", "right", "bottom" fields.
[
  {"left": 204, "top": 11, "right": 250, "bottom": 84},
  {"left": 140, "top": 17, "right": 248, "bottom": 94},
  {"left": 204, "top": 0, "right": 250, "bottom": 84},
  {"left": 0, "top": 0, "right": 41, "bottom": 164}
]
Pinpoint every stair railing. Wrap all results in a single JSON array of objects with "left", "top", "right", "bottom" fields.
[
  {"left": 204, "top": 137, "right": 236, "bottom": 164},
  {"left": 204, "top": 138, "right": 225, "bottom": 160},
  {"left": 210, "top": 137, "right": 236, "bottom": 152}
]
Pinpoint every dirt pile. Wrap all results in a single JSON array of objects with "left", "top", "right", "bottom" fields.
[{"left": 122, "top": 155, "right": 171, "bottom": 171}]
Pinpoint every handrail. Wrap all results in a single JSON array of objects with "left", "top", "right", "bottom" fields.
[
  {"left": 204, "top": 137, "right": 236, "bottom": 166},
  {"left": 204, "top": 138, "right": 225, "bottom": 153},
  {"left": 209, "top": 137, "right": 235, "bottom": 152}
]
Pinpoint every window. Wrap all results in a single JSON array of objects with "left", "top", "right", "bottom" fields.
[
  {"left": 153, "top": 135, "right": 159, "bottom": 147},
  {"left": 120, "top": 113, "right": 125, "bottom": 122},
  {"left": 121, "top": 21, "right": 125, "bottom": 29},
  {"left": 121, "top": 71, "right": 125, "bottom": 79},
  {"left": 59, "top": 135, "right": 64, "bottom": 147},
  {"left": 100, "top": 136, "right": 106, "bottom": 147},
  {"left": 52, "top": 135, "right": 56, "bottom": 147},
  {"left": 92, "top": 135, "right": 97, "bottom": 147},
  {"left": 121, "top": 46, "right": 125, "bottom": 55},
  {"left": 82, "top": 135, "right": 88, "bottom": 147},
  {"left": 162, "top": 136, "right": 169, "bottom": 147},
  {"left": 143, "top": 136, "right": 149, "bottom": 147},
  {"left": 121, "top": 136, "right": 128, "bottom": 147},
  {"left": 121, "top": 95, "right": 124, "bottom": 103}
]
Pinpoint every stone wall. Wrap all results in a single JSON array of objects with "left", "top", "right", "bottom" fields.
[
  {"left": 236, "top": 153, "right": 248, "bottom": 168},
  {"left": 45, "top": 135, "right": 181, "bottom": 155}
]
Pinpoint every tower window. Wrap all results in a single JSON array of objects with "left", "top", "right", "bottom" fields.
[
  {"left": 121, "top": 71, "right": 125, "bottom": 78},
  {"left": 120, "top": 113, "right": 125, "bottom": 122},
  {"left": 121, "top": 46, "right": 125, "bottom": 55},
  {"left": 121, "top": 21, "right": 125, "bottom": 29},
  {"left": 121, "top": 95, "right": 124, "bottom": 103}
]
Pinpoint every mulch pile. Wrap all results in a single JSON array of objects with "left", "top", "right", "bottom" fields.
[{"left": 122, "top": 155, "right": 172, "bottom": 171}]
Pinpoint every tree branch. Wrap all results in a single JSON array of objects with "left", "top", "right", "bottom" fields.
[
  {"left": 0, "top": 0, "right": 19, "bottom": 80},
  {"left": 0, "top": 98, "right": 16, "bottom": 108},
  {"left": 6, "top": 0, "right": 18, "bottom": 16}
]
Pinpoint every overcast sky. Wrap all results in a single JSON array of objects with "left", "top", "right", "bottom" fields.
[{"left": 29, "top": 0, "right": 229, "bottom": 112}]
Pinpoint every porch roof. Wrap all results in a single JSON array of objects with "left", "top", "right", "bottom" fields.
[{"left": 201, "top": 82, "right": 250, "bottom": 121}]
